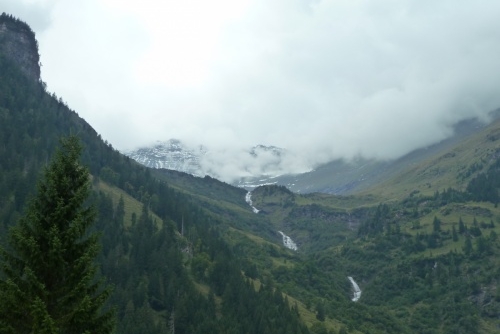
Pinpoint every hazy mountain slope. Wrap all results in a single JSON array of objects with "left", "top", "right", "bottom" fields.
[
  {"left": 361, "top": 116, "right": 500, "bottom": 201},
  {"left": 124, "top": 113, "right": 499, "bottom": 199},
  {"left": 265, "top": 115, "right": 499, "bottom": 195}
]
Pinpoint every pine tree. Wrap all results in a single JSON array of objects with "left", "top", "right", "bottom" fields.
[
  {"left": 452, "top": 225, "right": 458, "bottom": 242},
  {"left": 458, "top": 217, "right": 466, "bottom": 234},
  {"left": 315, "top": 302, "right": 326, "bottom": 322},
  {"left": 432, "top": 216, "right": 441, "bottom": 233},
  {"left": 464, "top": 235, "right": 473, "bottom": 256},
  {"left": 0, "top": 136, "right": 114, "bottom": 333}
]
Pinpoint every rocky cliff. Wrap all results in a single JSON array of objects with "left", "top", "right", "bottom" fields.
[{"left": 0, "top": 13, "right": 40, "bottom": 82}]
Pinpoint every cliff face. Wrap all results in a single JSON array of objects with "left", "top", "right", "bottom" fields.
[{"left": 0, "top": 13, "right": 41, "bottom": 82}]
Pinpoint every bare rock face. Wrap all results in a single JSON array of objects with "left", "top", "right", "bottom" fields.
[{"left": 0, "top": 13, "right": 41, "bottom": 82}]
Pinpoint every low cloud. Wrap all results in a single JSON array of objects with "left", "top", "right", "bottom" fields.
[
  {"left": 198, "top": 146, "right": 312, "bottom": 183},
  {"left": 4, "top": 1, "right": 500, "bottom": 181}
]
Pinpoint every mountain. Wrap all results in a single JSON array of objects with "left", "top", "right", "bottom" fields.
[
  {"left": 125, "top": 139, "right": 207, "bottom": 175},
  {"left": 0, "top": 14, "right": 312, "bottom": 334},
  {"left": 3, "top": 13, "right": 500, "bottom": 334},
  {"left": 125, "top": 140, "right": 288, "bottom": 183},
  {"left": 0, "top": 13, "right": 40, "bottom": 81},
  {"left": 267, "top": 113, "right": 500, "bottom": 196},
  {"left": 126, "top": 114, "right": 500, "bottom": 198}
]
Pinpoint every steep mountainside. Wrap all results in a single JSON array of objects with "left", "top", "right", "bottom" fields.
[
  {"left": 0, "top": 13, "right": 40, "bottom": 82},
  {"left": 0, "top": 15, "right": 312, "bottom": 334}
]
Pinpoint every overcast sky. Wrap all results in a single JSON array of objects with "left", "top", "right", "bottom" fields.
[{"left": 3, "top": 0, "right": 500, "bottom": 178}]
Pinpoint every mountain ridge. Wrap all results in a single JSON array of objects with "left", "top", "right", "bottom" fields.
[
  {"left": 0, "top": 12, "right": 40, "bottom": 82},
  {"left": 125, "top": 113, "right": 500, "bottom": 198},
  {"left": 124, "top": 140, "right": 290, "bottom": 182}
]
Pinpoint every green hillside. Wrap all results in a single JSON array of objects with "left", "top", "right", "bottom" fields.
[{"left": 361, "top": 117, "right": 500, "bottom": 202}]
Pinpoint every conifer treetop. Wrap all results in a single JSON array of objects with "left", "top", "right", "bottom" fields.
[{"left": 0, "top": 136, "right": 114, "bottom": 334}]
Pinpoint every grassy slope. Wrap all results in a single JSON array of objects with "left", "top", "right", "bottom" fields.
[
  {"left": 359, "top": 118, "right": 500, "bottom": 202},
  {"left": 152, "top": 170, "right": 286, "bottom": 245},
  {"left": 405, "top": 201, "right": 500, "bottom": 256},
  {"left": 93, "top": 178, "right": 163, "bottom": 228}
]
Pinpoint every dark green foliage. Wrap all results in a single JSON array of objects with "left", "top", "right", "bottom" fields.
[
  {"left": 315, "top": 302, "right": 326, "bottom": 321},
  {"left": 433, "top": 216, "right": 442, "bottom": 233},
  {"left": 0, "top": 13, "right": 37, "bottom": 44},
  {"left": 347, "top": 195, "right": 500, "bottom": 333},
  {"left": 466, "top": 157, "right": 500, "bottom": 205},
  {"left": 346, "top": 240, "right": 482, "bottom": 333},
  {"left": 0, "top": 137, "right": 114, "bottom": 333},
  {"left": 459, "top": 217, "right": 466, "bottom": 234},
  {"left": 469, "top": 217, "right": 482, "bottom": 237},
  {"left": 358, "top": 204, "right": 390, "bottom": 236},
  {"left": 101, "top": 199, "right": 311, "bottom": 334},
  {"left": 452, "top": 224, "right": 458, "bottom": 241},
  {"left": 436, "top": 187, "right": 469, "bottom": 205},
  {"left": 464, "top": 235, "right": 473, "bottom": 255},
  {"left": 0, "top": 12, "right": 39, "bottom": 72}
]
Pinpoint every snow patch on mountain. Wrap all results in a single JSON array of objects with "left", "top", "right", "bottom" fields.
[
  {"left": 245, "top": 192, "right": 260, "bottom": 213},
  {"left": 278, "top": 231, "right": 298, "bottom": 251},
  {"left": 348, "top": 276, "right": 361, "bottom": 302},
  {"left": 124, "top": 139, "right": 312, "bottom": 187},
  {"left": 125, "top": 139, "right": 207, "bottom": 176},
  {"left": 238, "top": 181, "right": 278, "bottom": 189}
]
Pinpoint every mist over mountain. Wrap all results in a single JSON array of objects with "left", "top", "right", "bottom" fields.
[
  {"left": 125, "top": 139, "right": 207, "bottom": 176},
  {"left": 126, "top": 112, "right": 499, "bottom": 194},
  {"left": 5, "top": 1, "right": 500, "bottom": 174},
  {"left": 125, "top": 140, "right": 309, "bottom": 183}
]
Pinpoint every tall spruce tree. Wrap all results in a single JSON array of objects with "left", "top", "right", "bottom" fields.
[{"left": 0, "top": 136, "right": 114, "bottom": 333}]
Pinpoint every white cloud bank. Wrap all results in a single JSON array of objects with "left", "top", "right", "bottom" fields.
[{"left": 3, "top": 0, "right": 500, "bottom": 180}]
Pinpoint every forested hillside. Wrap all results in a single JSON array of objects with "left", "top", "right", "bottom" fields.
[
  {"left": 0, "top": 14, "right": 310, "bottom": 334},
  {"left": 2, "top": 13, "right": 500, "bottom": 334}
]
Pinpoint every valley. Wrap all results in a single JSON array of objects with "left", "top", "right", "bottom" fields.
[{"left": 1, "top": 12, "right": 500, "bottom": 334}]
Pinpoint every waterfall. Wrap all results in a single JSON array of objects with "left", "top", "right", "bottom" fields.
[
  {"left": 347, "top": 276, "right": 361, "bottom": 302},
  {"left": 278, "top": 231, "right": 298, "bottom": 251},
  {"left": 245, "top": 191, "right": 260, "bottom": 213}
]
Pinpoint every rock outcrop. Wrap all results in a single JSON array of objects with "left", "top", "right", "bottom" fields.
[{"left": 0, "top": 13, "right": 40, "bottom": 82}]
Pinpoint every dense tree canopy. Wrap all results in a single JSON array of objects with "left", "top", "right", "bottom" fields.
[{"left": 0, "top": 137, "right": 114, "bottom": 333}]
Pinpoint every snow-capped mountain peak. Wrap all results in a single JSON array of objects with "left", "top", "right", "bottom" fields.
[
  {"left": 124, "top": 139, "right": 302, "bottom": 189},
  {"left": 125, "top": 139, "right": 207, "bottom": 176}
]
